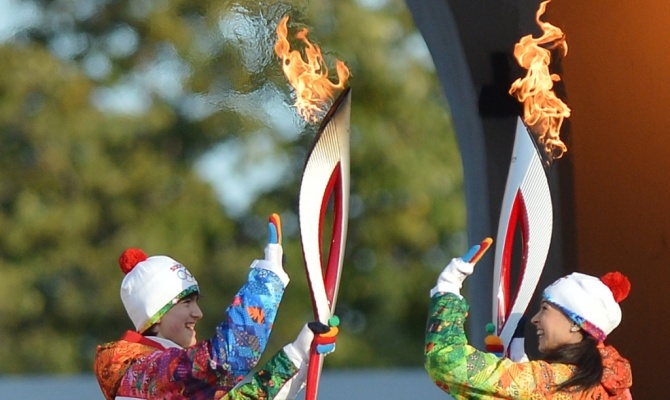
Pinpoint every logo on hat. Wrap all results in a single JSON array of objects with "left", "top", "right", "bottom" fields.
[{"left": 119, "top": 248, "right": 200, "bottom": 332}]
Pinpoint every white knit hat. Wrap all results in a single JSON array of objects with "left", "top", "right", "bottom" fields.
[
  {"left": 543, "top": 271, "right": 630, "bottom": 342},
  {"left": 119, "top": 248, "right": 200, "bottom": 332}
]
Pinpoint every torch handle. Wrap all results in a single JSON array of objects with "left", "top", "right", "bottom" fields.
[{"left": 305, "top": 343, "right": 323, "bottom": 400}]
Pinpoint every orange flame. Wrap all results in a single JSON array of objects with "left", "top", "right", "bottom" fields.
[
  {"left": 509, "top": 0, "right": 571, "bottom": 161},
  {"left": 274, "top": 15, "right": 350, "bottom": 124}
]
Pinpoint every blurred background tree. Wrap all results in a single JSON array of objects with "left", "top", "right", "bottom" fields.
[{"left": 0, "top": 0, "right": 465, "bottom": 373}]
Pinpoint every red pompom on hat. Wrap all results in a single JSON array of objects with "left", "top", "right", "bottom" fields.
[
  {"left": 600, "top": 271, "right": 631, "bottom": 303},
  {"left": 119, "top": 248, "right": 148, "bottom": 275}
]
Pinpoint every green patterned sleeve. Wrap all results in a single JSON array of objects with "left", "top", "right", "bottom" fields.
[
  {"left": 425, "top": 293, "right": 533, "bottom": 400},
  {"left": 222, "top": 350, "right": 300, "bottom": 400}
]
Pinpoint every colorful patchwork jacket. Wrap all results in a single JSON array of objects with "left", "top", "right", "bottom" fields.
[
  {"left": 94, "top": 268, "right": 287, "bottom": 399},
  {"left": 223, "top": 350, "right": 302, "bottom": 400},
  {"left": 425, "top": 293, "right": 633, "bottom": 400}
]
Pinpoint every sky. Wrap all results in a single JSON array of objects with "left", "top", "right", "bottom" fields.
[
  {"left": 0, "top": 0, "right": 296, "bottom": 215},
  {"left": 0, "top": 0, "right": 39, "bottom": 42},
  {"left": 0, "top": 0, "right": 434, "bottom": 216}
]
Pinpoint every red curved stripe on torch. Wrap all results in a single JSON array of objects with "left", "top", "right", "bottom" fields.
[
  {"left": 306, "top": 165, "right": 344, "bottom": 400},
  {"left": 497, "top": 190, "right": 530, "bottom": 333},
  {"left": 309, "top": 164, "right": 344, "bottom": 317},
  {"left": 325, "top": 164, "right": 345, "bottom": 303}
]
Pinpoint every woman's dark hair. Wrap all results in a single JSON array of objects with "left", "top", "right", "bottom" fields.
[{"left": 543, "top": 333, "right": 603, "bottom": 392}]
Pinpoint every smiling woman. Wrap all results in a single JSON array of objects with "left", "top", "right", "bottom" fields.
[
  {"left": 93, "top": 241, "right": 287, "bottom": 399},
  {"left": 95, "top": 216, "right": 292, "bottom": 399},
  {"left": 92, "top": 216, "right": 327, "bottom": 400},
  {"left": 425, "top": 246, "right": 633, "bottom": 399}
]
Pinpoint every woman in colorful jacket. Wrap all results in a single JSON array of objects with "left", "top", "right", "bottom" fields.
[
  {"left": 425, "top": 243, "right": 633, "bottom": 399},
  {"left": 94, "top": 215, "right": 326, "bottom": 399}
]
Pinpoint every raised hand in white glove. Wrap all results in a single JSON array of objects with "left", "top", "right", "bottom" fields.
[
  {"left": 430, "top": 238, "right": 492, "bottom": 298},
  {"left": 250, "top": 213, "right": 290, "bottom": 287},
  {"left": 283, "top": 324, "right": 313, "bottom": 369}
]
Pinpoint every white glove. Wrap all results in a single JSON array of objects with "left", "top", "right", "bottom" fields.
[
  {"left": 431, "top": 240, "right": 491, "bottom": 298},
  {"left": 250, "top": 215, "right": 290, "bottom": 287},
  {"left": 430, "top": 257, "right": 474, "bottom": 298},
  {"left": 250, "top": 243, "right": 289, "bottom": 286},
  {"left": 509, "top": 316, "right": 528, "bottom": 362},
  {"left": 283, "top": 323, "right": 314, "bottom": 368},
  {"left": 509, "top": 337, "right": 529, "bottom": 362}
]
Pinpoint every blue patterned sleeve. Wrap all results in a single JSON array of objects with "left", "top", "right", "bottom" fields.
[{"left": 210, "top": 267, "right": 286, "bottom": 376}]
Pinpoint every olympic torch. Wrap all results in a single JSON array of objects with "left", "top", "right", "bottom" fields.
[
  {"left": 274, "top": 16, "right": 351, "bottom": 400},
  {"left": 298, "top": 87, "right": 350, "bottom": 400},
  {"left": 493, "top": 0, "right": 571, "bottom": 351}
]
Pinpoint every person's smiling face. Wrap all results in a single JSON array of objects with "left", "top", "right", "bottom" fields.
[
  {"left": 531, "top": 301, "right": 582, "bottom": 353},
  {"left": 156, "top": 293, "right": 203, "bottom": 348}
]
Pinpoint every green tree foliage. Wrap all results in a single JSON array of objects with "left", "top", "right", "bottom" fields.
[{"left": 0, "top": 0, "right": 465, "bottom": 373}]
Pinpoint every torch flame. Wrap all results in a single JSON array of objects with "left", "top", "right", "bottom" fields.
[
  {"left": 509, "top": 0, "right": 571, "bottom": 161},
  {"left": 274, "top": 15, "right": 350, "bottom": 124}
]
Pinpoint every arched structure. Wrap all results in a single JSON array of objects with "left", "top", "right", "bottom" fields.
[{"left": 407, "top": 1, "right": 667, "bottom": 396}]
